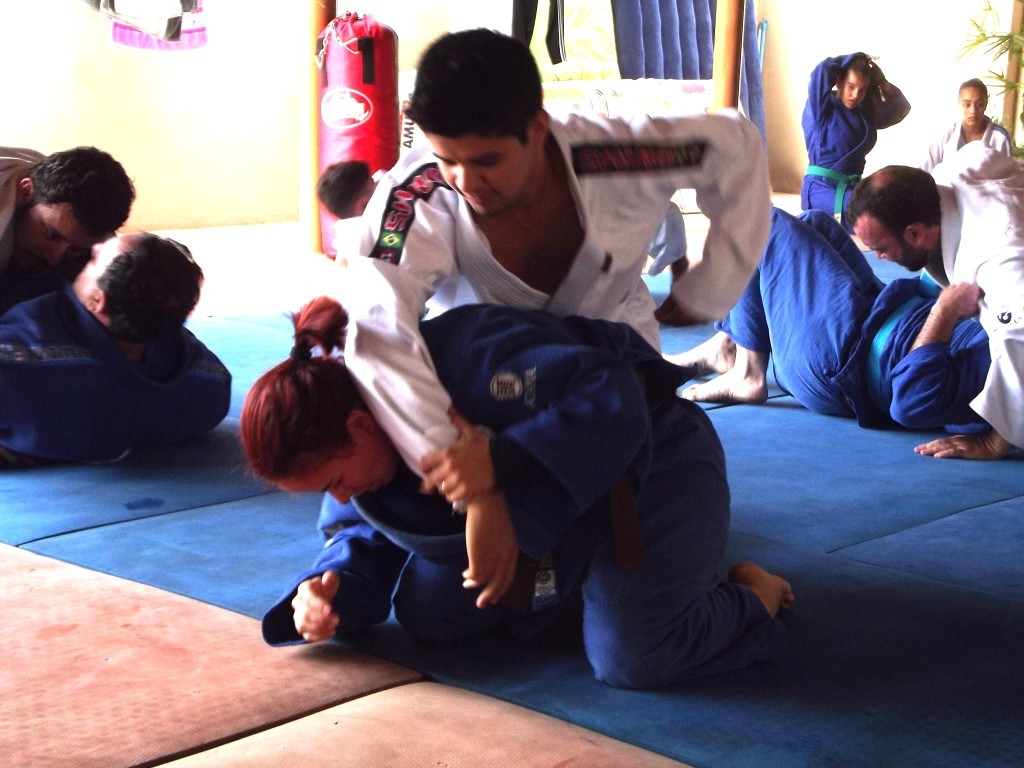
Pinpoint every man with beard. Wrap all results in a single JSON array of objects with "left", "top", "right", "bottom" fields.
[
  {"left": 672, "top": 208, "right": 991, "bottom": 444},
  {"left": 847, "top": 145, "right": 1024, "bottom": 459}
]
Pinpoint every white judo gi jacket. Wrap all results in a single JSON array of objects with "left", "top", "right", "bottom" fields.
[
  {"left": 340, "top": 110, "right": 771, "bottom": 472},
  {"left": 921, "top": 120, "right": 1012, "bottom": 173},
  {"left": 930, "top": 144, "right": 1024, "bottom": 448}
]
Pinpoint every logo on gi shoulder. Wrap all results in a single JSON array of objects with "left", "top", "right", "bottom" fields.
[
  {"left": 321, "top": 88, "right": 372, "bottom": 130},
  {"left": 490, "top": 371, "right": 523, "bottom": 401},
  {"left": 997, "top": 306, "right": 1016, "bottom": 324}
]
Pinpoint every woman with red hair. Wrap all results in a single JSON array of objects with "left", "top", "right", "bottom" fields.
[{"left": 243, "top": 296, "right": 793, "bottom": 689}]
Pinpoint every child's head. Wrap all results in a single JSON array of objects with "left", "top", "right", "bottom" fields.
[
  {"left": 317, "top": 161, "right": 376, "bottom": 219},
  {"left": 240, "top": 296, "right": 398, "bottom": 500},
  {"left": 835, "top": 54, "right": 875, "bottom": 110}
]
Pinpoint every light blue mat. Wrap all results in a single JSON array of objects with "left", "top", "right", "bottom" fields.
[
  {"left": 707, "top": 400, "right": 1024, "bottom": 552},
  {"left": 26, "top": 490, "right": 323, "bottom": 619},
  {"left": 0, "top": 419, "right": 272, "bottom": 547}
]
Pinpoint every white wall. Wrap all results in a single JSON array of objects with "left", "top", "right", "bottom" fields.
[{"left": 760, "top": 0, "right": 1017, "bottom": 192}]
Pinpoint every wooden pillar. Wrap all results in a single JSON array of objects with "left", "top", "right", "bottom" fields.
[
  {"left": 1001, "top": 0, "right": 1024, "bottom": 144},
  {"left": 711, "top": 0, "right": 744, "bottom": 111},
  {"left": 301, "top": 1, "right": 335, "bottom": 252}
]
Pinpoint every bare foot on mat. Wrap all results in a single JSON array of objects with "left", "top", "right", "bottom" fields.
[{"left": 729, "top": 562, "right": 795, "bottom": 617}]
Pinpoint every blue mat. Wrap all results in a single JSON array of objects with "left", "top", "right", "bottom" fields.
[
  {"left": 26, "top": 490, "right": 323, "bottom": 619},
  {"left": 337, "top": 533, "right": 1024, "bottom": 768},
  {"left": 0, "top": 419, "right": 272, "bottom": 546},
  {"left": 186, "top": 313, "right": 294, "bottom": 416},
  {"left": 24, "top": 491, "right": 1024, "bottom": 767},
  {"left": 708, "top": 399, "right": 1024, "bottom": 551},
  {"left": 839, "top": 496, "right": 1024, "bottom": 601},
  {"left": 8, "top": 254, "right": 1024, "bottom": 767}
]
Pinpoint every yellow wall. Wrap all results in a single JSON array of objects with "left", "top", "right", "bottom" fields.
[
  {"left": 760, "top": 0, "right": 1017, "bottom": 193},
  {"left": 0, "top": 1, "right": 502, "bottom": 231},
  {"left": 2, "top": 1, "right": 311, "bottom": 230},
  {"left": 2, "top": 1, "right": 1015, "bottom": 227}
]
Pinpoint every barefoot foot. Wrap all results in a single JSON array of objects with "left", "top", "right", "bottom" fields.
[
  {"left": 681, "top": 368, "right": 768, "bottom": 404},
  {"left": 728, "top": 562, "right": 795, "bottom": 617},
  {"left": 665, "top": 332, "right": 736, "bottom": 379}
]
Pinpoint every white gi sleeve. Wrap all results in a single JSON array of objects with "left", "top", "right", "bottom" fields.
[
  {"left": 341, "top": 182, "right": 462, "bottom": 475},
  {"left": 951, "top": 144, "right": 1024, "bottom": 447},
  {"left": 664, "top": 111, "right": 772, "bottom": 320}
]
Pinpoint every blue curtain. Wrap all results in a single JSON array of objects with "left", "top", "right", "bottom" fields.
[{"left": 610, "top": 0, "right": 765, "bottom": 139}]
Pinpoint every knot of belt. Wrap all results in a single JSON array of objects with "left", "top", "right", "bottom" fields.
[{"left": 806, "top": 165, "right": 861, "bottom": 220}]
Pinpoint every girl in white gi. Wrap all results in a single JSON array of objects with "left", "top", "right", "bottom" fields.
[
  {"left": 920, "top": 79, "right": 1013, "bottom": 173},
  {"left": 245, "top": 297, "right": 793, "bottom": 689},
  {"left": 342, "top": 28, "right": 771, "bottom": 484}
]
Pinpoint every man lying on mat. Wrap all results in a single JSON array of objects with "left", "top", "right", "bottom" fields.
[
  {"left": 671, "top": 208, "right": 992, "bottom": 453},
  {"left": 245, "top": 296, "right": 792, "bottom": 690},
  {"left": 0, "top": 233, "right": 230, "bottom": 466}
]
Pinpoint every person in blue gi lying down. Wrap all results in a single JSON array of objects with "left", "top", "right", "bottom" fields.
[
  {"left": 243, "top": 296, "right": 793, "bottom": 690},
  {"left": 671, "top": 209, "right": 991, "bottom": 445},
  {"left": 0, "top": 232, "right": 231, "bottom": 466},
  {"left": 801, "top": 52, "right": 910, "bottom": 230}
]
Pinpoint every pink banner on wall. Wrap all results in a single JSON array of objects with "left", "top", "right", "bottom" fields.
[{"left": 110, "top": 1, "right": 207, "bottom": 51}]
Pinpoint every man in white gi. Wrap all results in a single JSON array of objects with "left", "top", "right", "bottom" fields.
[
  {"left": 849, "top": 144, "right": 1024, "bottom": 460},
  {"left": 0, "top": 146, "right": 134, "bottom": 309},
  {"left": 341, "top": 28, "right": 772, "bottom": 474}
]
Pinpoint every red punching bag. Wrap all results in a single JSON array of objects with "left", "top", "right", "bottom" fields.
[{"left": 316, "top": 12, "right": 399, "bottom": 257}]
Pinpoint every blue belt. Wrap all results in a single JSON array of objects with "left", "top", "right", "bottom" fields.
[
  {"left": 806, "top": 165, "right": 861, "bottom": 220},
  {"left": 865, "top": 295, "right": 928, "bottom": 413}
]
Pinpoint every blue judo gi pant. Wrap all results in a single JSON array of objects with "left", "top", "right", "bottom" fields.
[
  {"left": 264, "top": 397, "right": 785, "bottom": 689},
  {"left": 721, "top": 208, "right": 883, "bottom": 415}
]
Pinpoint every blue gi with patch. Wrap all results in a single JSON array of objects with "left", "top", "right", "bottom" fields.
[
  {"left": 0, "top": 287, "right": 231, "bottom": 462},
  {"left": 262, "top": 306, "right": 785, "bottom": 688},
  {"left": 721, "top": 209, "right": 990, "bottom": 433}
]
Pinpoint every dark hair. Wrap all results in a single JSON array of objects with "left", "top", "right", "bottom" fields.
[
  {"left": 317, "top": 161, "right": 371, "bottom": 219},
  {"left": 240, "top": 296, "right": 364, "bottom": 480},
  {"left": 840, "top": 53, "right": 888, "bottom": 103},
  {"left": 29, "top": 147, "right": 135, "bottom": 237},
  {"left": 405, "top": 28, "right": 543, "bottom": 142},
  {"left": 959, "top": 78, "right": 988, "bottom": 98},
  {"left": 99, "top": 234, "right": 202, "bottom": 343},
  {"left": 844, "top": 53, "right": 874, "bottom": 80},
  {"left": 847, "top": 166, "right": 942, "bottom": 233}
]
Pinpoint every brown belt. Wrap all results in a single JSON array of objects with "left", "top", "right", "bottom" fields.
[{"left": 500, "top": 367, "right": 658, "bottom": 612}]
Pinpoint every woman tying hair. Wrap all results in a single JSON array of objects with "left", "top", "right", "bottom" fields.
[
  {"left": 801, "top": 52, "right": 910, "bottom": 229},
  {"left": 242, "top": 296, "right": 793, "bottom": 689}
]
